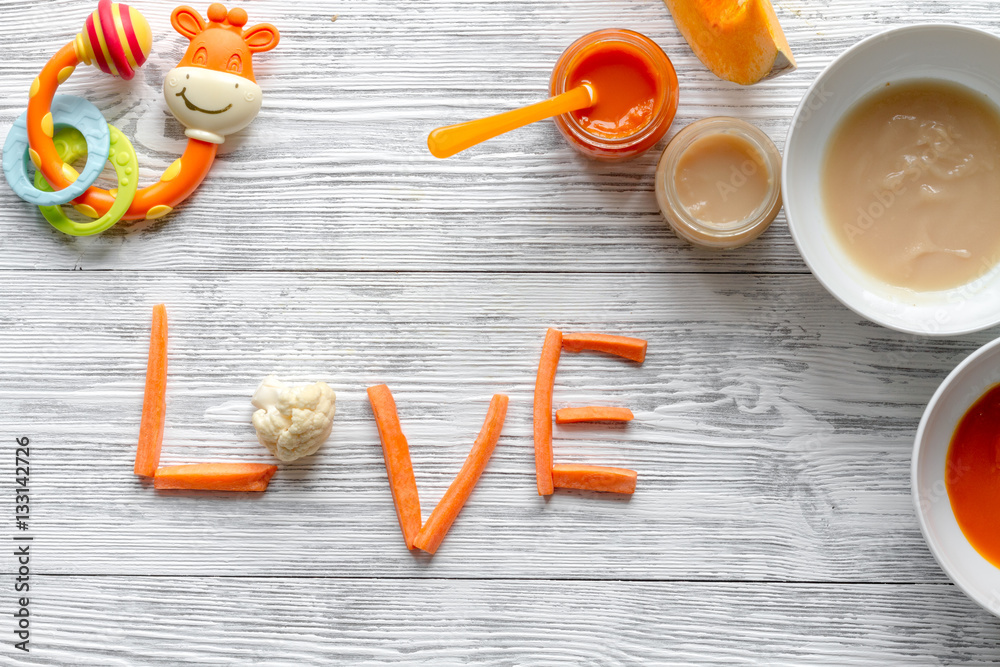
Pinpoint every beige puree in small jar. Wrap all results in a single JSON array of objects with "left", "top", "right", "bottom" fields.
[
  {"left": 656, "top": 117, "right": 782, "bottom": 249},
  {"left": 675, "top": 134, "right": 770, "bottom": 223}
]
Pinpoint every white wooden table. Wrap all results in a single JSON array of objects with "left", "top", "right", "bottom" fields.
[{"left": 2, "top": 0, "right": 1000, "bottom": 663}]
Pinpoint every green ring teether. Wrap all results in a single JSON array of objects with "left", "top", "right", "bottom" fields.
[{"left": 34, "top": 124, "right": 138, "bottom": 237}]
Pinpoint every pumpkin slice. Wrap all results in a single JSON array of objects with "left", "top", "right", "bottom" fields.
[{"left": 663, "top": 0, "right": 795, "bottom": 85}]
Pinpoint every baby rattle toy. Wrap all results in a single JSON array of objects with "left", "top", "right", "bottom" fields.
[{"left": 1, "top": 1, "right": 279, "bottom": 236}]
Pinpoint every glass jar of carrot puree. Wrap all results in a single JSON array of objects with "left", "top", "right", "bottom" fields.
[{"left": 550, "top": 29, "right": 679, "bottom": 162}]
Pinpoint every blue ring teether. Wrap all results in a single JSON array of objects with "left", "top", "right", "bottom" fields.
[{"left": 2, "top": 95, "right": 110, "bottom": 207}]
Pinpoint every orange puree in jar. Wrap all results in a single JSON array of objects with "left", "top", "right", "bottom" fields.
[
  {"left": 567, "top": 45, "right": 659, "bottom": 138},
  {"left": 551, "top": 29, "right": 678, "bottom": 161},
  {"left": 946, "top": 383, "right": 1000, "bottom": 568}
]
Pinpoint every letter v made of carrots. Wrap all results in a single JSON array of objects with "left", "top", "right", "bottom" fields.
[{"left": 367, "top": 385, "right": 509, "bottom": 554}]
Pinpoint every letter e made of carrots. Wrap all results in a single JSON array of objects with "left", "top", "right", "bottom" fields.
[{"left": 534, "top": 329, "right": 644, "bottom": 496}]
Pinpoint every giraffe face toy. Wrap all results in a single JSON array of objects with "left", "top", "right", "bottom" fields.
[{"left": 163, "top": 3, "right": 279, "bottom": 144}]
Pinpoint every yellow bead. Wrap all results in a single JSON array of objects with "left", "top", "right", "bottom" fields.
[
  {"left": 28, "top": 149, "right": 41, "bottom": 169},
  {"left": 29, "top": 77, "right": 40, "bottom": 99},
  {"left": 160, "top": 159, "right": 183, "bottom": 183},
  {"left": 41, "top": 113, "right": 54, "bottom": 138},
  {"left": 73, "top": 204, "right": 99, "bottom": 219},
  {"left": 57, "top": 66, "right": 76, "bottom": 84},
  {"left": 62, "top": 163, "right": 79, "bottom": 183},
  {"left": 145, "top": 205, "right": 173, "bottom": 220}
]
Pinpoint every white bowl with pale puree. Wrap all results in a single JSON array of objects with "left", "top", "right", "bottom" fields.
[{"left": 785, "top": 24, "right": 1000, "bottom": 336}]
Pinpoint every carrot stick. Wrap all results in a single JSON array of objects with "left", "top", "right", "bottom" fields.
[
  {"left": 562, "top": 333, "right": 647, "bottom": 363},
  {"left": 153, "top": 463, "right": 277, "bottom": 491},
  {"left": 134, "top": 304, "right": 168, "bottom": 477},
  {"left": 555, "top": 406, "right": 634, "bottom": 424},
  {"left": 367, "top": 384, "right": 422, "bottom": 549},
  {"left": 551, "top": 464, "right": 637, "bottom": 494},
  {"left": 534, "top": 328, "right": 562, "bottom": 496},
  {"left": 413, "top": 394, "right": 509, "bottom": 555}
]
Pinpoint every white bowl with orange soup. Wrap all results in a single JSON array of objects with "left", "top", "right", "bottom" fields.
[
  {"left": 784, "top": 25, "right": 1000, "bottom": 335},
  {"left": 913, "top": 337, "right": 1000, "bottom": 618}
]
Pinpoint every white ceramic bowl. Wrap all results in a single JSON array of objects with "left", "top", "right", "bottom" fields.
[
  {"left": 784, "top": 24, "right": 1000, "bottom": 336},
  {"left": 913, "top": 336, "right": 1000, "bottom": 618}
]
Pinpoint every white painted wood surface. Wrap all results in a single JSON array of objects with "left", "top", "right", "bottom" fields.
[{"left": 1, "top": 0, "right": 1000, "bottom": 663}]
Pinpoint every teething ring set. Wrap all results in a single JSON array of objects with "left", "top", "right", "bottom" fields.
[{"left": 1, "top": 1, "right": 279, "bottom": 236}]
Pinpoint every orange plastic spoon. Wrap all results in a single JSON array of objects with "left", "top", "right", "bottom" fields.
[{"left": 428, "top": 84, "right": 596, "bottom": 158}]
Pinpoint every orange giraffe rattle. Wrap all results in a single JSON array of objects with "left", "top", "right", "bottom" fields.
[{"left": 24, "top": 2, "right": 279, "bottom": 224}]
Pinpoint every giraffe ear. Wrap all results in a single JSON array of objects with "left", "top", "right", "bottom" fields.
[
  {"left": 243, "top": 23, "right": 280, "bottom": 53},
  {"left": 171, "top": 6, "right": 205, "bottom": 40}
]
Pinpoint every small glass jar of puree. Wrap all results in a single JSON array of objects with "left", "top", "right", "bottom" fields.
[
  {"left": 550, "top": 29, "right": 679, "bottom": 162},
  {"left": 656, "top": 117, "right": 782, "bottom": 249}
]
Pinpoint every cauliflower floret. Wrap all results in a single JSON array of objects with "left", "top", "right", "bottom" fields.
[{"left": 251, "top": 375, "right": 336, "bottom": 462}]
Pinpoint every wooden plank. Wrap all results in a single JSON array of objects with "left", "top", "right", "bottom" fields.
[
  {"left": 0, "top": 270, "right": 982, "bottom": 579},
  {"left": 15, "top": 577, "right": 1000, "bottom": 664}
]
